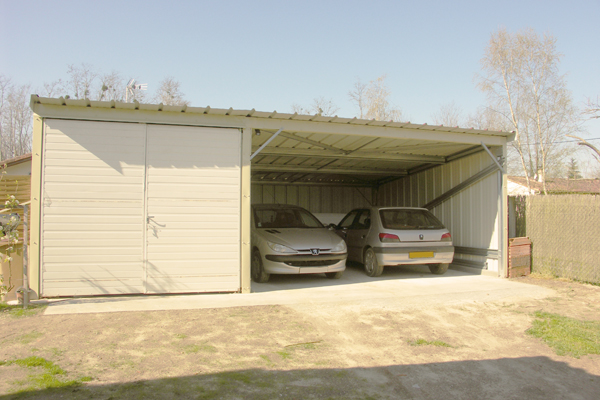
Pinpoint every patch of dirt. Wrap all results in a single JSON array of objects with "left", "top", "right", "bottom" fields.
[{"left": 0, "top": 277, "right": 599, "bottom": 399}]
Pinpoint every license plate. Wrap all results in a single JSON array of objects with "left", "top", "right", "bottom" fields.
[{"left": 409, "top": 251, "right": 434, "bottom": 259}]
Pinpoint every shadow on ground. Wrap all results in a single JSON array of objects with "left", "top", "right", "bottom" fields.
[
  {"left": 251, "top": 262, "right": 471, "bottom": 293},
  {"left": 2, "top": 356, "right": 597, "bottom": 400}
]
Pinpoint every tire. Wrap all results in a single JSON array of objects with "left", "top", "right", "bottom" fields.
[
  {"left": 363, "top": 248, "right": 383, "bottom": 277},
  {"left": 325, "top": 271, "right": 343, "bottom": 279},
  {"left": 429, "top": 263, "right": 449, "bottom": 275},
  {"left": 251, "top": 249, "right": 270, "bottom": 283}
]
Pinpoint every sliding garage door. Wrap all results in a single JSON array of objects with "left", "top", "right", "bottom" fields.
[{"left": 41, "top": 120, "right": 241, "bottom": 296}]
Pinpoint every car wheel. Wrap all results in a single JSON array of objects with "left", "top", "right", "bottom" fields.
[
  {"left": 429, "top": 263, "right": 449, "bottom": 275},
  {"left": 363, "top": 248, "right": 383, "bottom": 277},
  {"left": 251, "top": 249, "right": 270, "bottom": 283},
  {"left": 325, "top": 271, "right": 343, "bottom": 279}
]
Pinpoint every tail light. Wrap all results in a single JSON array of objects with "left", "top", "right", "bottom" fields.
[
  {"left": 441, "top": 232, "right": 452, "bottom": 242},
  {"left": 379, "top": 233, "right": 400, "bottom": 243}
]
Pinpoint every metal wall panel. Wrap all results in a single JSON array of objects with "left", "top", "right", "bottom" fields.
[
  {"left": 41, "top": 120, "right": 146, "bottom": 296},
  {"left": 251, "top": 185, "right": 372, "bottom": 214}
]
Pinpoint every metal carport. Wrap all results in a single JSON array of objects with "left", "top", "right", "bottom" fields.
[{"left": 29, "top": 96, "right": 513, "bottom": 297}]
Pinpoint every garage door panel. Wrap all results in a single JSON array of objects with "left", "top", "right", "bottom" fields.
[
  {"left": 147, "top": 175, "right": 240, "bottom": 184},
  {"left": 43, "top": 214, "right": 142, "bottom": 224},
  {"left": 145, "top": 125, "right": 241, "bottom": 293},
  {"left": 43, "top": 268, "right": 143, "bottom": 280},
  {"left": 43, "top": 206, "right": 143, "bottom": 216},
  {"left": 42, "top": 279, "right": 145, "bottom": 297},
  {"left": 43, "top": 239, "right": 143, "bottom": 247},
  {"left": 41, "top": 119, "right": 146, "bottom": 296},
  {"left": 147, "top": 244, "right": 239, "bottom": 255},
  {"left": 146, "top": 187, "right": 240, "bottom": 198},
  {"left": 43, "top": 254, "right": 143, "bottom": 263},
  {"left": 43, "top": 262, "right": 143, "bottom": 273}
]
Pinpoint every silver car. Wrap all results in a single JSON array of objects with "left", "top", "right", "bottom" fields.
[
  {"left": 334, "top": 207, "right": 454, "bottom": 277},
  {"left": 251, "top": 204, "right": 347, "bottom": 283}
]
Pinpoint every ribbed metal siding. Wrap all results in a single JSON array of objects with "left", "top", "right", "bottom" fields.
[
  {"left": 251, "top": 185, "right": 372, "bottom": 214},
  {"left": 145, "top": 125, "right": 241, "bottom": 293},
  {"left": 41, "top": 120, "right": 146, "bottom": 296}
]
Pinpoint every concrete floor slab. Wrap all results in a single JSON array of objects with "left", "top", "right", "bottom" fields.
[{"left": 43, "top": 264, "right": 554, "bottom": 315}]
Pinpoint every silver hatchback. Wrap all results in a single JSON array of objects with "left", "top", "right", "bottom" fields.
[
  {"left": 251, "top": 204, "right": 347, "bottom": 283},
  {"left": 334, "top": 207, "right": 454, "bottom": 277}
]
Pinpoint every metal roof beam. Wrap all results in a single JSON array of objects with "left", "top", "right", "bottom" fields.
[
  {"left": 277, "top": 131, "right": 346, "bottom": 154},
  {"left": 251, "top": 147, "right": 446, "bottom": 163},
  {"left": 251, "top": 164, "right": 408, "bottom": 176},
  {"left": 251, "top": 179, "right": 374, "bottom": 187}
]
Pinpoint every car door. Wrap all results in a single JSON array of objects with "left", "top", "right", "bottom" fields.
[
  {"left": 335, "top": 210, "right": 360, "bottom": 261},
  {"left": 345, "top": 210, "right": 371, "bottom": 262}
]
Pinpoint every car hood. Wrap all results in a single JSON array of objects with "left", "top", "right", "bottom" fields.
[{"left": 255, "top": 228, "right": 342, "bottom": 250}]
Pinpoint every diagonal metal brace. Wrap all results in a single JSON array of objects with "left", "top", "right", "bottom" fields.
[
  {"left": 481, "top": 142, "right": 506, "bottom": 174},
  {"left": 250, "top": 128, "right": 284, "bottom": 160}
]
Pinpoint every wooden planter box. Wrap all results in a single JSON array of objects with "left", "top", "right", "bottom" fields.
[{"left": 508, "top": 237, "right": 531, "bottom": 278}]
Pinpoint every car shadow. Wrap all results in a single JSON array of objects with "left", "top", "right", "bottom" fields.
[{"left": 251, "top": 262, "right": 477, "bottom": 293}]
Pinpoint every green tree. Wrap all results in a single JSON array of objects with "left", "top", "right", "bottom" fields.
[{"left": 566, "top": 158, "right": 582, "bottom": 179}]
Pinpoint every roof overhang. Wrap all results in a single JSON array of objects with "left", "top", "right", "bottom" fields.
[{"left": 31, "top": 96, "right": 514, "bottom": 187}]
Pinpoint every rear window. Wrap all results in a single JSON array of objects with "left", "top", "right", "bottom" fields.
[{"left": 379, "top": 209, "right": 445, "bottom": 230}]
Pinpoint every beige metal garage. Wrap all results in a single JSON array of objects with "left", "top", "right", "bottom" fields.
[{"left": 29, "top": 95, "right": 513, "bottom": 298}]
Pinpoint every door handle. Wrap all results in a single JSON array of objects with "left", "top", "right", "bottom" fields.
[{"left": 361, "top": 235, "right": 366, "bottom": 239}]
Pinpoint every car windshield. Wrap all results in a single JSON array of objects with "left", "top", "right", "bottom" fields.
[
  {"left": 254, "top": 207, "right": 324, "bottom": 229},
  {"left": 379, "top": 209, "right": 445, "bottom": 230}
]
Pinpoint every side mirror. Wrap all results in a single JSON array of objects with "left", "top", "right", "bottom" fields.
[{"left": 327, "top": 223, "right": 337, "bottom": 230}]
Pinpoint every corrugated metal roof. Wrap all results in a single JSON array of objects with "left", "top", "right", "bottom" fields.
[
  {"left": 30, "top": 95, "right": 512, "bottom": 138},
  {"left": 30, "top": 96, "right": 512, "bottom": 187}
]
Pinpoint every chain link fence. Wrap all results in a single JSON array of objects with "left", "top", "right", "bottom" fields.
[{"left": 525, "top": 195, "right": 600, "bottom": 284}]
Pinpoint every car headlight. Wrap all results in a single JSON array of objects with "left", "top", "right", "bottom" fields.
[
  {"left": 331, "top": 240, "right": 347, "bottom": 253},
  {"left": 267, "top": 241, "right": 297, "bottom": 253}
]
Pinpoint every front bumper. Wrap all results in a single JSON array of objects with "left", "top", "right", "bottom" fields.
[
  {"left": 373, "top": 246, "right": 454, "bottom": 266},
  {"left": 263, "top": 253, "right": 347, "bottom": 274}
]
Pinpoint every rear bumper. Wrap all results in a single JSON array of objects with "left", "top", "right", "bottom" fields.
[{"left": 373, "top": 246, "right": 454, "bottom": 266}]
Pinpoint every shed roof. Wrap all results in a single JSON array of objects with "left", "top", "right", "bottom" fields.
[
  {"left": 31, "top": 96, "right": 514, "bottom": 186},
  {"left": 508, "top": 176, "right": 600, "bottom": 195}
]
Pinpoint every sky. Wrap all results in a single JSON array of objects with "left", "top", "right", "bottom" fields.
[{"left": 1, "top": 0, "right": 599, "bottom": 173}]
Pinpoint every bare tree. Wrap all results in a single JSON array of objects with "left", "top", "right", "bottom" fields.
[
  {"left": 431, "top": 101, "right": 464, "bottom": 127},
  {"left": 291, "top": 96, "right": 340, "bottom": 116},
  {"left": 0, "top": 75, "right": 32, "bottom": 160},
  {"left": 40, "top": 79, "right": 64, "bottom": 97},
  {"left": 567, "top": 134, "right": 600, "bottom": 163},
  {"left": 154, "top": 77, "right": 189, "bottom": 106},
  {"left": 583, "top": 96, "right": 599, "bottom": 119},
  {"left": 349, "top": 75, "right": 402, "bottom": 121},
  {"left": 97, "top": 71, "right": 125, "bottom": 102},
  {"left": 477, "top": 28, "right": 579, "bottom": 193},
  {"left": 348, "top": 80, "right": 368, "bottom": 119},
  {"left": 65, "top": 63, "right": 98, "bottom": 100}
]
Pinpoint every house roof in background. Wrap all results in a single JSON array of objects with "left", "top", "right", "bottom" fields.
[
  {"left": 1, "top": 153, "right": 32, "bottom": 168},
  {"left": 508, "top": 176, "right": 600, "bottom": 194}
]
